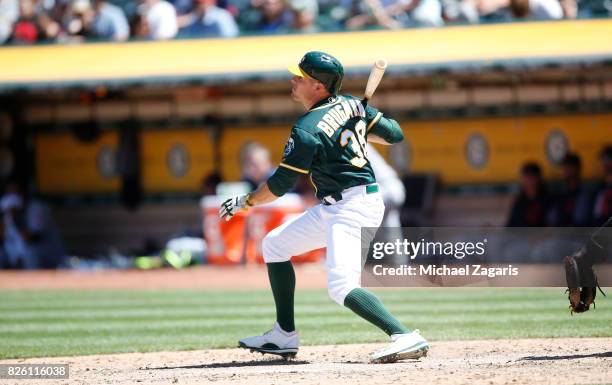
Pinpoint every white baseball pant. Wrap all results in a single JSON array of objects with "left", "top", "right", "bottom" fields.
[{"left": 262, "top": 184, "right": 385, "bottom": 305}]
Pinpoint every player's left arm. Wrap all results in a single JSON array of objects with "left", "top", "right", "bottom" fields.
[
  {"left": 365, "top": 106, "right": 404, "bottom": 145},
  {"left": 265, "top": 126, "right": 317, "bottom": 197},
  {"left": 219, "top": 183, "right": 281, "bottom": 222},
  {"left": 246, "top": 182, "right": 280, "bottom": 206},
  {"left": 240, "top": 163, "right": 304, "bottom": 206}
]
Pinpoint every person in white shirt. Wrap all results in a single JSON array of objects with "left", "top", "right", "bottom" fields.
[
  {"left": 139, "top": 0, "right": 178, "bottom": 40},
  {"left": 0, "top": 0, "right": 18, "bottom": 44},
  {"left": 365, "top": 143, "right": 405, "bottom": 228},
  {"left": 443, "top": 0, "right": 575, "bottom": 23}
]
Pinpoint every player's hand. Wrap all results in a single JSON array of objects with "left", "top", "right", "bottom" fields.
[{"left": 219, "top": 194, "right": 253, "bottom": 221}]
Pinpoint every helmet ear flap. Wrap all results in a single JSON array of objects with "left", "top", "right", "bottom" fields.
[{"left": 329, "top": 77, "right": 342, "bottom": 95}]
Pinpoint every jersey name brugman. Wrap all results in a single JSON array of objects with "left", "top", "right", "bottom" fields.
[{"left": 316, "top": 98, "right": 366, "bottom": 138}]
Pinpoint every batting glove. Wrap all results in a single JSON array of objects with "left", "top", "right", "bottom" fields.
[{"left": 219, "top": 194, "right": 253, "bottom": 221}]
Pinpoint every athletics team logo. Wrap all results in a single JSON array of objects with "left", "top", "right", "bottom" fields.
[
  {"left": 465, "top": 132, "right": 489, "bottom": 169},
  {"left": 96, "top": 145, "right": 117, "bottom": 179},
  {"left": 167, "top": 143, "right": 190, "bottom": 178},
  {"left": 283, "top": 137, "right": 295, "bottom": 158},
  {"left": 545, "top": 130, "right": 569, "bottom": 165}
]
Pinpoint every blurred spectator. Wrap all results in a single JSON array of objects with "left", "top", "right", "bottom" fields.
[
  {"left": 137, "top": 0, "right": 178, "bottom": 39},
  {"left": 443, "top": 0, "right": 575, "bottom": 23},
  {"left": 178, "top": 0, "right": 239, "bottom": 38},
  {"left": 0, "top": 0, "right": 592, "bottom": 46},
  {"left": 64, "top": 0, "right": 98, "bottom": 41},
  {"left": 506, "top": 162, "right": 550, "bottom": 227},
  {"left": 83, "top": 0, "right": 130, "bottom": 41},
  {"left": 37, "top": 0, "right": 68, "bottom": 41},
  {"left": 171, "top": 0, "right": 198, "bottom": 14},
  {"left": 10, "top": 0, "right": 44, "bottom": 44},
  {"left": 346, "top": 0, "right": 444, "bottom": 30},
  {"left": 0, "top": 182, "right": 66, "bottom": 269},
  {"left": 130, "top": 12, "right": 150, "bottom": 36},
  {"left": 559, "top": 0, "right": 577, "bottom": 18},
  {"left": 289, "top": 0, "right": 318, "bottom": 32},
  {"left": 442, "top": 0, "right": 508, "bottom": 23},
  {"left": 592, "top": 146, "right": 612, "bottom": 226},
  {"left": 0, "top": 0, "right": 18, "bottom": 44},
  {"left": 239, "top": 141, "right": 274, "bottom": 190},
  {"left": 549, "top": 153, "right": 592, "bottom": 226},
  {"left": 442, "top": 0, "right": 480, "bottom": 23},
  {"left": 509, "top": 0, "right": 564, "bottom": 19},
  {"left": 242, "top": 0, "right": 295, "bottom": 33},
  {"left": 64, "top": 0, "right": 130, "bottom": 41},
  {"left": 498, "top": 0, "right": 573, "bottom": 20}
]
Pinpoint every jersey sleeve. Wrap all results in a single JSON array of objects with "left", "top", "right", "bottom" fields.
[
  {"left": 266, "top": 126, "right": 319, "bottom": 197},
  {"left": 365, "top": 105, "right": 404, "bottom": 144},
  {"left": 278, "top": 126, "right": 318, "bottom": 174},
  {"left": 365, "top": 105, "right": 383, "bottom": 131}
]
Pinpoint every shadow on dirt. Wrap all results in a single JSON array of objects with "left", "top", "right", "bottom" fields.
[
  {"left": 519, "top": 352, "right": 612, "bottom": 361},
  {"left": 144, "top": 358, "right": 310, "bottom": 370}
]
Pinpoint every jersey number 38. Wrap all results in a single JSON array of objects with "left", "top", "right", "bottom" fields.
[{"left": 340, "top": 120, "right": 368, "bottom": 168}]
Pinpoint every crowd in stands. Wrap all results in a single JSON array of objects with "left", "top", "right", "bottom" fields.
[
  {"left": 0, "top": 0, "right": 606, "bottom": 45},
  {"left": 506, "top": 146, "right": 612, "bottom": 228}
]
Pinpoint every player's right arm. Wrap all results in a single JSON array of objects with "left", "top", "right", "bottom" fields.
[{"left": 365, "top": 105, "right": 404, "bottom": 145}]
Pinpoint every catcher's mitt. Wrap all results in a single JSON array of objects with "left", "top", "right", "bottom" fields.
[{"left": 564, "top": 242, "right": 606, "bottom": 314}]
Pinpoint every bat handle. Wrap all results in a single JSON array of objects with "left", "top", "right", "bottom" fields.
[{"left": 375, "top": 59, "right": 388, "bottom": 70}]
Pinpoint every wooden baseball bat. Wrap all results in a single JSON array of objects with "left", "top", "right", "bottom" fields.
[{"left": 363, "top": 58, "right": 388, "bottom": 102}]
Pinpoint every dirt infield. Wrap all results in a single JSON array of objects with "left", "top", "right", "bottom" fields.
[
  {"left": 1, "top": 338, "right": 611, "bottom": 385},
  {"left": 0, "top": 265, "right": 327, "bottom": 290},
  {"left": 5, "top": 265, "right": 611, "bottom": 290}
]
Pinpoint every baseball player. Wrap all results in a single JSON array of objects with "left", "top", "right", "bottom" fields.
[{"left": 220, "top": 51, "right": 428, "bottom": 363}]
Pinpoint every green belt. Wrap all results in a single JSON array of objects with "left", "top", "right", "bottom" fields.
[{"left": 366, "top": 184, "right": 379, "bottom": 194}]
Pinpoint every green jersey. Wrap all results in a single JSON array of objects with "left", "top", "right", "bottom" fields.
[{"left": 269, "top": 94, "right": 391, "bottom": 200}]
